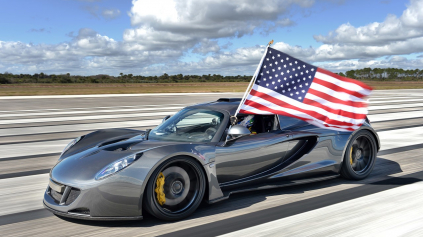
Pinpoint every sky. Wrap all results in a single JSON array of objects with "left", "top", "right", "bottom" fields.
[{"left": 0, "top": 0, "right": 422, "bottom": 76}]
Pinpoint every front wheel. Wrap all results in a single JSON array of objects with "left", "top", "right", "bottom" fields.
[
  {"left": 340, "top": 130, "right": 377, "bottom": 180},
  {"left": 144, "top": 157, "right": 206, "bottom": 221}
]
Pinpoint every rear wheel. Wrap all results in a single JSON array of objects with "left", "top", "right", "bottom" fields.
[
  {"left": 144, "top": 157, "right": 206, "bottom": 221},
  {"left": 340, "top": 130, "right": 377, "bottom": 180}
]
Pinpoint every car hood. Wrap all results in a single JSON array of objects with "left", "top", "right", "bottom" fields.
[{"left": 51, "top": 132, "right": 181, "bottom": 186}]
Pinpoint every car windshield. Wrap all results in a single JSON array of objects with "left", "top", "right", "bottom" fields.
[{"left": 149, "top": 108, "right": 225, "bottom": 142}]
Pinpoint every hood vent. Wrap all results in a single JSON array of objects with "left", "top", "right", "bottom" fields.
[
  {"left": 98, "top": 138, "right": 129, "bottom": 148},
  {"left": 103, "top": 141, "right": 140, "bottom": 152},
  {"left": 217, "top": 98, "right": 242, "bottom": 102},
  {"left": 79, "top": 150, "right": 100, "bottom": 159}
]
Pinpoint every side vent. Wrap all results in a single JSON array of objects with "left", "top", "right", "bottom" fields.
[{"left": 282, "top": 137, "right": 318, "bottom": 167}]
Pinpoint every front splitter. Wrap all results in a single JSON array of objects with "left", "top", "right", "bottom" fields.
[{"left": 43, "top": 202, "right": 143, "bottom": 221}]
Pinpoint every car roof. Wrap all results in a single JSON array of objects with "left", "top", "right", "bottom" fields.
[{"left": 187, "top": 98, "right": 242, "bottom": 116}]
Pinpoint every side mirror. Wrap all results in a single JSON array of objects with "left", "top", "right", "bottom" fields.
[
  {"left": 226, "top": 125, "right": 251, "bottom": 142},
  {"left": 162, "top": 115, "right": 171, "bottom": 124}
]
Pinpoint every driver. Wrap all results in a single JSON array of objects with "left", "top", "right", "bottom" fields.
[{"left": 238, "top": 115, "right": 256, "bottom": 134}]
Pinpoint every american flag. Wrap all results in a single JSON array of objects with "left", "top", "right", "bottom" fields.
[{"left": 238, "top": 47, "right": 372, "bottom": 131}]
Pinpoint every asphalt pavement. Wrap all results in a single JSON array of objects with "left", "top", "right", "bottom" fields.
[{"left": 0, "top": 90, "right": 422, "bottom": 236}]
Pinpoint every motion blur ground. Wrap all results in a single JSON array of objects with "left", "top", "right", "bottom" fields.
[{"left": 0, "top": 90, "right": 422, "bottom": 236}]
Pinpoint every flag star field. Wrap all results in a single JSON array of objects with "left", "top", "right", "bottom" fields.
[{"left": 255, "top": 50, "right": 317, "bottom": 102}]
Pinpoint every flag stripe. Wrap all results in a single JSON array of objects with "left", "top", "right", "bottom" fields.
[
  {"left": 312, "top": 77, "right": 367, "bottom": 99},
  {"left": 302, "top": 98, "right": 367, "bottom": 119},
  {"left": 316, "top": 68, "right": 373, "bottom": 93},
  {"left": 309, "top": 83, "right": 365, "bottom": 103},
  {"left": 303, "top": 93, "right": 368, "bottom": 114},
  {"left": 307, "top": 88, "right": 367, "bottom": 108},
  {"left": 247, "top": 88, "right": 363, "bottom": 126},
  {"left": 250, "top": 86, "right": 366, "bottom": 122}
]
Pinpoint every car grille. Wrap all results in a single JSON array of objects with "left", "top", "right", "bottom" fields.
[
  {"left": 50, "top": 189, "right": 63, "bottom": 203},
  {"left": 65, "top": 188, "right": 81, "bottom": 205},
  {"left": 48, "top": 181, "right": 81, "bottom": 205}
]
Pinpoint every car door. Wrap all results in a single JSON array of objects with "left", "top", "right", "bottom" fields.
[{"left": 214, "top": 130, "right": 292, "bottom": 185}]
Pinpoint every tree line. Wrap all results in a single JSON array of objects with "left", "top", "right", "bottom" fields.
[
  {"left": 0, "top": 72, "right": 252, "bottom": 84},
  {"left": 340, "top": 68, "right": 423, "bottom": 81},
  {"left": 1, "top": 67, "right": 423, "bottom": 84}
]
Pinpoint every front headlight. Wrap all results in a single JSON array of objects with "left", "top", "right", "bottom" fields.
[
  {"left": 95, "top": 154, "right": 139, "bottom": 180},
  {"left": 61, "top": 136, "right": 83, "bottom": 156}
]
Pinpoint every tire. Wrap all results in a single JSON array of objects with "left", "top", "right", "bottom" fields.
[
  {"left": 144, "top": 157, "right": 206, "bottom": 221},
  {"left": 340, "top": 130, "right": 377, "bottom": 180}
]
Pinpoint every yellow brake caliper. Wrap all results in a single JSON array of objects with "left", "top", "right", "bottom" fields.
[
  {"left": 155, "top": 172, "right": 166, "bottom": 206},
  {"left": 350, "top": 146, "right": 353, "bottom": 165}
]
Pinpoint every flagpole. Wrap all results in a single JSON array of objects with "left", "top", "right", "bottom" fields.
[{"left": 233, "top": 41, "right": 273, "bottom": 120}]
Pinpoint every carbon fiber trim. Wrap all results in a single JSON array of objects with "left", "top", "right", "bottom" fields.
[{"left": 43, "top": 202, "right": 143, "bottom": 221}]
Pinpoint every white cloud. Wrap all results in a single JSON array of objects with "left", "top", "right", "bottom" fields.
[
  {"left": 314, "top": 0, "right": 423, "bottom": 45},
  {"left": 2, "top": 0, "right": 423, "bottom": 76},
  {"left": 0, "top": 0, "right": 312, "bottom": 75},
  {"left": 0, "top": 28, "right": 183, "bottom": 75},
  {"left": 124, "top": 0, "right": 311, "bottom": 50},
  {"left": 29, "top": 28, "right": 50, "bottom": 33},
  {"left": 101, "top": 9, "right": 121, "bottom": 19},
  {"left": 81, "top": 5, "right": 121, "bottom": 20},
  {"left": 192, "top": 40, "right": 221, "bottom": 55}
]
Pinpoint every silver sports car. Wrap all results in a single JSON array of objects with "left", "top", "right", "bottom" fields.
[{"left": 43, "top": 98, "right": 380, "bottom": 221}]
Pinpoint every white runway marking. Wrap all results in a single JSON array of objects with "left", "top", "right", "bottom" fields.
[
  {"left": 0, "top": 139, "right": 71, "bottom": 159},
  {"left": 0, "top": 111, "right": 175, "bottom": 125},
  {"left": 220, "top": 181, "right": 423, "bottom": 237},
  {"left": 0, "top": 174, "right": 49, "bottom": 216},
  {"left": 0, "top": 106, "right": 183, "bottom": 118},
  {"left": 369, "top": 98, "right": 423, "bottom": 104},
  {"left": 2, "top": 97, "right": 418, "bottom": 117},
  {"left": 0, "top": 95, "right": 417, "bottom": 118},
  {"left": 369, "top": 102, "right": 423, "bottom": 111},
  {"left": 0, "top": 119, "right": 162, "bottom": 137},
  {"left": 368, "top": 110, "right": 423, "bottom": 122},
  {"left": 0, "top": 103, "right": 189, "bottom": 113},
  {"left": 378, "top": 126, "right": 423, "bottom": 151},
  {"left": 0, "top": 92, "right": 236, "bottom": 100}
]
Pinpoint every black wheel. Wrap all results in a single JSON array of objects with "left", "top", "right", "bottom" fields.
[
  {"left": 144, "top": 157, "right": 206, "bottom": 221},
  {"left": 340, "top": 130, "right": 377, "bottom": 180}
]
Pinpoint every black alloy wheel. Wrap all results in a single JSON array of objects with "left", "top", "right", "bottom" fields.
[
  {"left": 340, "top": 130, "right": 377, "bottom": 180},
  {"left": 144, "top": 157, "right": 206, "bottom": 221}
]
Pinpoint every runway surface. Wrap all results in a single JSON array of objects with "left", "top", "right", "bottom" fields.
[{"left": 0, "top": 89, "right": 422, "bottom": 236}]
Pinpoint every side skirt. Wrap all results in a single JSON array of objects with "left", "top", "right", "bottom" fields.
[{"left": 207, "top": 174, "right": 340, "bottom": 204}]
